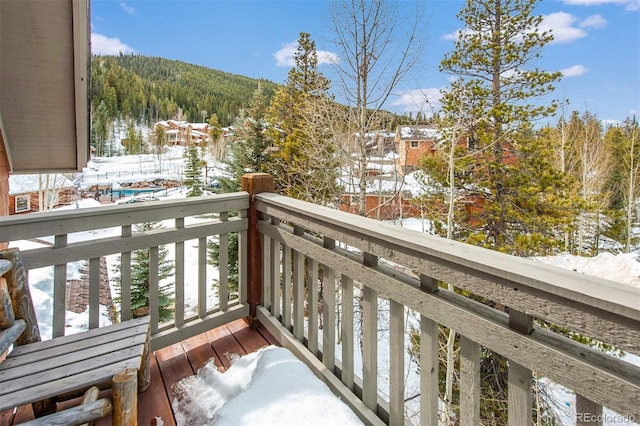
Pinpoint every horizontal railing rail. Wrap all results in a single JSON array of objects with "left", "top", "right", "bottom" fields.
[
  {"left": 254, "top": 192, "right": 640, "bottom": 425},
  {"left": 0, "top": 193, "right": 250, "bottom": 351}
]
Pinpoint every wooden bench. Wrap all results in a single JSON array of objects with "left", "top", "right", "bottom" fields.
[{"left": 0, "top": 248, "right": 150, "bottom": 425}]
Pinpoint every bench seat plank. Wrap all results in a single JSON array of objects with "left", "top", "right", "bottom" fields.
[
  {"left": 1, "top": 321, "right": 149, "bottom": 370},
  {"left": 0, "top": 316, "right": 150, "bottom": 412}
]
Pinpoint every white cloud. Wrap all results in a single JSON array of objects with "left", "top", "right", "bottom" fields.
[
  {"left": 562, "top": 0, "right": 640, "bottom": 11},
  {"left": 91, "top": 33, "right": 135, "bottom": 55},
  {"left": 580, "top": 14, "right": 607, "bottom": 28},
  {"left": 391, "top": 88, "right": 443, "bottom": 113},
  {"left": 274, "top": 42, "right": 297, "bottom": 67},
  {"left": 541, "top": 12, "right": 588, "bottom": 43},
  {"left": 274, "top": 41, "right": 339, "bottom": 68},
  {"left": 120, "top": 2, "right": 135, "bottom": 14},
  {"left": 560, "top": 64, "right": 589, "bottom": 77}
]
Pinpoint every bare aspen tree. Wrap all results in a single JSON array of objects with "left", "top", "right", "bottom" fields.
[{"left": 329, "top": 0, "right": 423, "bottom": 215}]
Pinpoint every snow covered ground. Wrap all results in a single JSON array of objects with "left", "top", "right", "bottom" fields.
[{"left": 7, "top": 148, "right": 639, "bottom": 425}]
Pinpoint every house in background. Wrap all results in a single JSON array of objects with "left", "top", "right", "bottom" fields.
[
  {"left": 395, "top": 125, "right": 441, "bottom": 175},
  {"left": 8, "top": 174, "right": 77, "bottom": 215},
  {"left": 154, "top": 120, "right": 210, "bottom": 146}
]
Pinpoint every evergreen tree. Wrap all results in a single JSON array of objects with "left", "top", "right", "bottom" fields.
[
  {"left": 91, "top": 101, "right": 110, "bottom": 157},
  {"left": 209, "top": 85, "right": 273, "bottom": 294},
  {"left": 113, "top": 222, "right": 174, "bottom": 322},
  {"left": 217, "top": 84, "right": 273, "bottom": 192},
  {"left": 123, "top": 119, "right": 143, "bottom": 155},
  {"left": 435, "top": 0, "right": 572, "bottom": 255},
  {"left": 266, "top": 32, "right": 341, "bottom": 205},
  {"left": 183, "top": 145, "right": 204, "bottom": 197},
  {"left": 413, "top": 1, "right": 574, "bottom": 423},
  {"left": 603, "top": 117, "right": 640, "bottom": 252}
]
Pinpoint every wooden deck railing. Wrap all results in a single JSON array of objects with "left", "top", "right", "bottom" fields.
[
  {"left": 0, "top": 193, "right": 249, "bottom": 351},
  {"left": 252, "top": 188, "right": 640, "bottom": 426},
  {"left": 1, "top": 174, "right": 639, "bottom": 425}
]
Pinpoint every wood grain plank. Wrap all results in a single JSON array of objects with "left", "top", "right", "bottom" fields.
[
  {"left": 226, "top": 319, "right": 270, "bottom": 355},
  {"left": 256, "top": 323, "right": 279, "bottom": 346},
  {"left": 1, "top": 359, "right": 141, "bottom": 411},
  {"left": 6, "top": 317, "right": 149, "bottom": 357},
  {"left": 205, "top": 324, "right": 246, "bottom": 371},
  {"left": 135, "top": 353, "right": 176, "bottom": 426},
  {"left": 0, "top": 408, "right": 16, "bottom": 426},
  {"left": 154, "top": 344, "right": 194, "bottom": 402},
  {"left": 1, "top": 348, "right": 142, "bottom": 391},
  {"left": 180, "top": 332, "right": 220, "bottom": 373},
  {"left": 2, "top": 335, "right": 145, "bottom": 375}
]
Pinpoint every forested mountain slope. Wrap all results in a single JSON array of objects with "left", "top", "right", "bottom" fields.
[{"left": 90, "top": 54, "right": 279, "bottom": 126}]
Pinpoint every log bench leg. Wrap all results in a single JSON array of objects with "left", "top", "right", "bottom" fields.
[
  {"left": 113, "top": 368, "right": 138, "bottom": 426},
  {"left": 138, "top": 326, "right": 151, "bottom": 392}
]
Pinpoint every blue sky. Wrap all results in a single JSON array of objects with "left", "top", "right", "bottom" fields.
[{"left": 91, "top": 0, "right": 639, "bottom": 123}]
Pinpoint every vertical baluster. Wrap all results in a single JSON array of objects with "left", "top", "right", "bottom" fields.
[
  {"left": 576, "top": 395, "right": 602, "bottom": 426},
  {"left": 292, "top": 226, "right": 304, "bottom": 341},
  {"left": 88, "top": 257, "right": 100, "bottom": 329},
  {"left": 218, "top": 212, "right": 229, "bottom": 310},
  {"left": 362, "top": 251, "right": 378, "bottom": 412},
  {"left": 120, "top": 225, "right": 132, "bottom": 322},
  {"left": 149, "top": 246, "right": 159, "bottom": 333},
  {"left": 341, "top": 275, "right": 354, "bottom": 390},
  {"left": 362, "top": 284, "right": 378, "bottom": 411},
  {"left": 459, "top": 336, "right": 480, "bottom": 426},
  {"left": 53, "top": 234, "right": 67, "bottom": 337},
  {"left": 420, "top": 275, "right": 439, "bottom": 426},
  {"left": 198, "top": 237, "right": 207, "bottom": 317},
  {"left": 308, "top": 258, "right": 319, "bottom": 358},
  {"left": 238, "top": 208, "right": 248, "bottom": 305},
  {"left": 322, "top": 237, "right": 336, "bottom": 372},
  {"left": 174, "top": 218, "right": 184, "bottom": 327},
  {"left": 322, "top": 264, "right": 335, "bottom": 371},
  {"left": 389, "top": 299, "right": 405, "bottom": 425},
  {"left": 261, "top": 219, "right": 271, "bottom": 310},
  {"left": 271, "top": 239, "right": 281, "bottom": 320},
  {"left": 282, "top": 245, "right": 291, "bottom": 330},
  {"left": 508, "top": 309, "right": 533, "bottom": 426}
]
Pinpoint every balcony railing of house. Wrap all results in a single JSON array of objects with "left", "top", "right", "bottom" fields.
[{"left": 0, "top": 173, "right": 638, "bottom": 425}]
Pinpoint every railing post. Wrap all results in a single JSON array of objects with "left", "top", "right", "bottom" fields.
[{"left": 241, "top": 173, "right": 274, "bottom": 326}]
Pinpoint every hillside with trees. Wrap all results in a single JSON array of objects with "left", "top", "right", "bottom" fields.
[{"left": 90, "top": 54, "right": 279, "bottom": 127}]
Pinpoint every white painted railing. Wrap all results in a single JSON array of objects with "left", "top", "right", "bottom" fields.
[
  {"left": 254, "top": 192, "right": 640, "bottom": 426},
  {"left": 0, "top": 193, "right": 249, "bottom": 351}
]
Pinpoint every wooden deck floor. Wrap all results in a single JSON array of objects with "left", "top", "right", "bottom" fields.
[{"left": 0, "top": 319, "right": 278, "bottom": 426}]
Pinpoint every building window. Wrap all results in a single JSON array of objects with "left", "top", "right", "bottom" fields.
[
  {"left": 410, "top": 141, "right": 419, "bottom": 148},
  {"left": 15, "top": 195, "right": 30, "bottom": 213}
]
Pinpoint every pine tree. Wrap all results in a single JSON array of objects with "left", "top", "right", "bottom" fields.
[
  {"left": 603, "top": 117, "right": 640, "bottom": 252},
  {"left": 435, "top": 0, "right": 573, "bottom": 255},
  {"left": 266, "top": 32, "right": 340, "bottom": 205},
  {"left": 413, "top": 1, "right": 575, "bottom": 423},
  {"left": 209, "top": 85, "right": 273, "bottom": 294},
  {"left": 113, "top": 222, "right": 174, "bottom": 322},
  {"left": 183, "top": 145, "right": 204, "bottom": 197}
]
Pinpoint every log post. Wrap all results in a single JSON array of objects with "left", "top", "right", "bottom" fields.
[
  {"left": 0, "top": 249, "right": 40, "bottom": 345},
  {"left": 0, "top": 259, "right": 15, "bottom": 330},
  {"left": 112, "top": 368, "right": 138, "bottom": 426},
  {"left": 241, "top": 173, "right": 274, "bottom": 326},
  {"left": 0, "top": 249, "right": 53, "bottom": 416}
]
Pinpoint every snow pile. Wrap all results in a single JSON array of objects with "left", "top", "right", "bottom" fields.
[
  {"left": 536, "top": 252, "right": 640, "bottom": 288},
  {"left": 172, "top": 346, "right": 363, "bottom": 426}
]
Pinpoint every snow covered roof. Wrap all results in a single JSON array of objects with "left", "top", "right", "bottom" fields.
[
  {"left": 398, "top": 126, "right": 440, "bottom": 140},
  {"left": 9, "top": 174, "right": 75, "bottom": 195}
]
